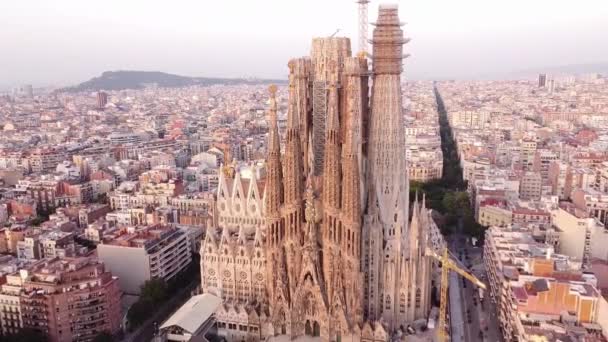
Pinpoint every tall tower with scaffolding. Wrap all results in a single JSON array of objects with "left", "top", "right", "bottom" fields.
[
  {"left": 356, "top": 0, "right": 370, "bottom": 55},
  {"left": 310, "top": 38, "right": 351, "bottom": 175}
]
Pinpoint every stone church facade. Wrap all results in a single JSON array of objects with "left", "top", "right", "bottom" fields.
[{"left": 201, "top": 5, "right": 445, "bottom": 342}]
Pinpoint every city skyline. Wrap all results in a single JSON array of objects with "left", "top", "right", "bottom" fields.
[
  {"left": 2, "top": 1, "right": 608, "bottom": 341},
  {"left": 1, "top": 0, "right": 608, "bottom": 88}
]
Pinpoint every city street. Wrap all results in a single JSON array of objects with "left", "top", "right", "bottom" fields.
[
  {"left": 449, "top": 270, "right": 466, "bottom": 342},
  {"left": 448, "top": 232, "right": 502, "bottom": 342}
]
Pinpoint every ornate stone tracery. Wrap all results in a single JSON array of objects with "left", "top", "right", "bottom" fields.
[{"left": 200, "top": 5, "right": 444, "bottom": 342}]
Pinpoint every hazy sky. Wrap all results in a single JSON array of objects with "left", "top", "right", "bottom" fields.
[{"left": 1, "top": 0, "right": 607, "bottom": 88}]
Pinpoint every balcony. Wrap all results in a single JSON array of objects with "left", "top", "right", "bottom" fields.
[
  {"left": 22, "top": 318, "right": 49, "bottom": 327},
  {"left": 73, "top": 313, "right": 107, "bottom": 324},
  {"left": 21, "top": 307, "right": 48, "bottom": 315},
  {"left": 75, "top": 305, "right": 106, "bottom": 316},
  {"left": 72, "top": 298, "right": 105, "bottom": 309},
  {"left": 21, "top": 299, "right": 47, "bottom": 307},
  {"left": 72, "top": 330, "right": 101, "bottom": 341}
]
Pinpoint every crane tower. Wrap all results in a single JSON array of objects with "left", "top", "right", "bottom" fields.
[{"left": 356, "top": 0, "right": 370, "bottom": 55}]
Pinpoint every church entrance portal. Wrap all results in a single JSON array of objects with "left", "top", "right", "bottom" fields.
[{"left": 305, "top": 320, "right": 321, "bottom": 337}]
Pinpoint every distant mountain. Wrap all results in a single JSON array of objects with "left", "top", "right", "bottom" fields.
[{"left": 61, "top": 70, "right": 286, "bottom": 92}]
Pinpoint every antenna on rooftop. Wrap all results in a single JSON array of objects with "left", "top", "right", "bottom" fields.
[{"left": 330, "top": 29, "right": 341, "bottom": 37}]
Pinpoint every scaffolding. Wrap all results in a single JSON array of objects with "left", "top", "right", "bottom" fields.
[{"left": 356, "top": 0, "right": 370, "bottom": 55}]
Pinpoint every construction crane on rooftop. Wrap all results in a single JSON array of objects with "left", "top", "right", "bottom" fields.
[{"left": 425, "top": 247, "right": 486, "bottom": 342}]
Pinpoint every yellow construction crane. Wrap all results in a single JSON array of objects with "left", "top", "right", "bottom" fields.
[{"left": 425, "top": 247, "right": 486, "bottom": 342}]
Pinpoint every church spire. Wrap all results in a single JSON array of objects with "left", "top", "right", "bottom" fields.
[
  {"left": 283, "top": 60, "right": 305, "bottom": 206},
  {"left": 419, "top": 193, "right": 429, "bottom": 257},
  {"left": 409, "top": 192, "right": 420, "bottom": 255},
  {"left": 322, "top": 63, "right": 341, "bottom": 210},
  {"left": 364, "top": 4, "right": 411, "bottom": 328},
  {"left": 366, "top": 3, "right": 409, "bottom": 228},
  {"left": 265, "top": 85, "right": 283, "bottom": 216},
  {"left": 264, "top": 85, "right": 285, "bottom": 254},
  {"left": 286, "top": 60, "right": 301, "bottom": 131},
  {"left": 341, "top": 89, "right": 361, "bottom": 224}
]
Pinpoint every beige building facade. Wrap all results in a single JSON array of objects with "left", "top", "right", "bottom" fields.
[
  {"left": 97, "top": 225, "right": 192, "bottom": 294},
  {"left": 550, "top": 205, "right": 608, "bottom": 265},
  {"left": 478, "top": 204, "right": 512, "bottom": 227}
]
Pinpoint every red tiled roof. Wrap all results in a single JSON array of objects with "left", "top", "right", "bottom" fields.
[{"left": 512, "top": 286, "right": 528, "bottom": 301}]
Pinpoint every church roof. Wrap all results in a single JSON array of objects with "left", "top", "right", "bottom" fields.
[{"left": 160, "top": 293, "right": 221, "bottom": 334}]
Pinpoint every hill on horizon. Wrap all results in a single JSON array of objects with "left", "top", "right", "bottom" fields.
[{"left": 61, "top": 70, "right": 287, "bottom": 92}]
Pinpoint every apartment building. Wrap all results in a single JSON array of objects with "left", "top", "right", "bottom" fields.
[
  {"left": 77, "top": 204, "right": 112, "bottom": 228},
  {"left": 549, "top": 203, "right": 608, "bottom": 266},
  {"left": 17, "top": 231, "right": 75, "bottom": 261},
  {"left": 407, "top": 160, "right": 443, "bottom": 182},
  {"left": 28, "top": 148, "right": 66, "bottom": 173},
  {"left": 548, "top": 161, "right": 569, "bottom": 199},
  {"left": 520, "top": 139, "right": 537, "bottom": 171},
  {"left": 511, "top": 206, "right": 551, "bottom": 228},
  {"left": 450, "top": 110, "right": 490, "bottom": 129},
  {"left": 0, "top": 227, "right": 27, "bottom": 254},
  {"left": 0, "top": 257, "right": 122, "bottom": 342},
  {"left": 565, "top": 167, "right": 597, "bottom": 200},
  {"left": 484, "top": 227, "right": 603, "bottom": 341},
  {"left": 97, "top": 224, "right": 192, "bottom": 294},
  {"left": 597, "top": 162, "right": 608, "bottom": 193},
  {"left": 572, "top": 189, "right": 608, "bottom": 228},
  {"left": 108, "top": 179, "right": 186, "bottom": 210},
  {"left": 519, "top": 171, "right": 542, "bottom": 201},
  {"left": 533, "top": 149, "right": 560, "bottom": 180},
  {"left": 477, "top": 199, "right": 512, "bottom": 227}
]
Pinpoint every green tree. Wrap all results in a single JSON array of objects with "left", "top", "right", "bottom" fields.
[
  {"left": 127, "top": 299, "right": 155, "bottom": 330},
  {"left": 140, "top": 278, "right": 168, "bottom": 303},
  {"left": 128, "top": 278, "right": 169, "bottom": 330},
  {"left": 409, "top": 181, "right": 425, "bottom": 203},
  {"left": 454, "top": 192, "right": 470, "bottom": 211},
  {"left": 463, "top": 214, "right": 486, "bottom": 242},
  {"left": 442, "top": 192, "right": 457, "bottom": 215}
]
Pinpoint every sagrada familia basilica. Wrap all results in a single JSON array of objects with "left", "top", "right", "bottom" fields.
[{"left": 201, "top": 4, "right": 445, "bottom": 342}]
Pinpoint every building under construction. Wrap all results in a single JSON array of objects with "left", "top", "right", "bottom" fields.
[{"left": 200, "top": 4, "right": 446, "bottom": 342}]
